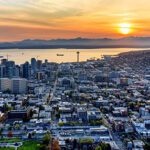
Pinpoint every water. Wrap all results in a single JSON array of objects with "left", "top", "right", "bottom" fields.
[{"left": 0, "top": 48, "right": 149, "bottom": 64}]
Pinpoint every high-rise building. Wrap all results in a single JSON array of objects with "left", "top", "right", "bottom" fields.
[
  {"left": 31, "top": 58, "right": 37, "bottom": 72},
  {"left": 22, "top": 62, "right": 30, "bottom": 79},
  {"left": 13, "top": 65, "right": 20, "bottom": 77},
  {"left": 11, "top": 78, "right": 27, "bottom": 94},
  {"left": 37, "top": 60, "right": 42, "bottom": 70},
  {"left": 0, "top": 65, "right": 6, "bottom": 78},
  {"left": 0, "top": 78, "right": 11, "bottom": 92},
  {"left": 44, "top": 59, "right": 48, "bottom": 67},
  {"left": 0, "top": 78, "right": 27, "bottom": 94},
  {"left": 5, "top": 61, "right": 15, "bottom": 78},
  {"left": 1, "top": 59, "right": 7, "bottom": 65}
]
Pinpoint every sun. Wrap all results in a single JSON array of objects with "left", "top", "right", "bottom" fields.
[{"left": 119, "top": 23, "right": 131, "bottom": 35}]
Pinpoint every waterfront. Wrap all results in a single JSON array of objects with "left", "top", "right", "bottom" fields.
[{"left": 0, "top": 48, "right": 149, "bottom": 64}]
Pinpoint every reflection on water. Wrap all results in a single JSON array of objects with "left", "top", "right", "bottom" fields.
[{"left": 0, "top": 48, "right": 149, "bottom": 64}]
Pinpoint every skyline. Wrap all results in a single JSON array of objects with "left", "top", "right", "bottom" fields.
[{"left": 0, "top": 0, "right": 150, "bottom": 41}]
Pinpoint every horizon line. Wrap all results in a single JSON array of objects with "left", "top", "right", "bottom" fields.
[{"left": 2, "top": 36, "right": 150, "bottom": 43}]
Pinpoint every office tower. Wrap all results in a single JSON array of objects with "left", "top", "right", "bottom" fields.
[
  {"left": 37, "top": 60, "right": 42, "bottom": 70},
  {"left": 1, "top": 59, "right": 7, "bottom": 65},
  {"left": 5, "top": 61, "right": 15, "bottom": 67},
  {"left": 13, "top": 65, "right": 20, "bottom": 77},
  {"left": 0, "top": 65, "right": 6, "bottom": 78},
  {"left": 5, "top": 61, "right": 15, "bottom": 78},
  {"left": 45, "top": 59, "right": 48, "bottom": 64},
  {"left": 22, "top": 62, "right": 30, "bottom": 79},
  {"left": 31, "top": 58, "right": 37, "bottom": 72},
  {"left": 0, "top": 78, "right": 27, "bottom": 94},
  {"left": 11, "top": 78, "right": 27, "bottom": 94},
  {"left": 0, "top": 78, "right": 11, "bottom": 92},
  {"left": 44, "top": 59, "right": 48, "bottom": 66}
]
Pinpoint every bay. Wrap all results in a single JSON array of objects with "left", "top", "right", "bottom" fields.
[{"left": 0, "top": 48, "right": 149, "bottom": 64}]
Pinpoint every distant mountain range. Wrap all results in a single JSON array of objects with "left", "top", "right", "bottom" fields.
[{"left": 1, "top": 37, "right": 150, "bottom": 49}]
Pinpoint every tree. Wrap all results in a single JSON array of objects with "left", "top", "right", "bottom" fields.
[
  {"left": 23, "top": 116, "right": 30, "bottom": 122},
  {"left": 73, "top": 139, "right": 77, "bottom": 149},
  {"left": 43, "top": 133, "right": 51, "bottom": 145},
  {"left": 29, "top": 109, "right": 34, "bottom": 117},
  {"left": 15, "top": 124, "right": 20, "bottom": 130},
  {"left": 96, "top": 142, "right": 111, "bottom": 150},
  {"left": 0, "top": 128, "right": 3, "bottom": 138},
  {"left": 7, "top": 131, "right": 13, "bottom": 138},
  {"left": 65, "top": 139, "right": 70, "bottom": 144},
  {"left": 79, "top": 138, "right": 94, "bottom": 144},
  {"left": 96, "top": 146, "right": 102, "bottom": 150},
  {"left": 89, "top": 120, "right": 103, "bottom": 126},
  {"left": 24, "top": 126, "right": 27, "bottom": 131},
  {"left": 4, "top": 104, "right": 13, "bottom": 112},
  {"left": 128, "top": 102, "right": 135, "bottom": 110},
  {"left": 144, "top": 143, "right": 150, "bottom": 150},
  {"left": 39, "top": 144, "right": 47, "bottom": 150},
  {"left": 28, "top": 133, "right": 32, "bottom": 139},
  {"left": 4, "top": 89, "right": 11, "bottom": 94},
  {"left": 52, "top": 140, "right": 61, "bottom": 150},
  {"left": 8, "top": 126, "right": 12, "bottom": 131},
  {"left": 39, "top": 105, "right": 45, "bottom": 111}
]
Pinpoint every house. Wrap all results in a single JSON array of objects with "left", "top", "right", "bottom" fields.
[{"left": 77, "top": 108, "right": 87, "bottom": 122}]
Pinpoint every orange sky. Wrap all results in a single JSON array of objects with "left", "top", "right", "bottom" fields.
[{"left": 0, "top": 0, "right": 150, "bottom": 41}]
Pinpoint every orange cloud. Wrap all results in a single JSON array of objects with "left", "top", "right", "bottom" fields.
[{"left": 0, "top": 0, "right": 150, "bottom": 41}]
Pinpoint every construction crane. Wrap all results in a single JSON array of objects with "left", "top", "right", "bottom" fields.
[{"left": 6, "top": 54, "right": 11, "bottom": 60}]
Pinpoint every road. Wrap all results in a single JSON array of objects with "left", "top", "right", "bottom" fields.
[
  {"left": 101, "top": 112, "right": 127, "bottom": 150},
  {"left": 112, "top": 132, "right": 126, "bottom": 150},
  {"left": 48, "top": 70, "right": 58, "bottom": 104}
]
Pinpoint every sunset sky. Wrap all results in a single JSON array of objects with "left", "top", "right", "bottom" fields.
[{"left": 0, "top": 0, "right": 150, "bottom": 41}]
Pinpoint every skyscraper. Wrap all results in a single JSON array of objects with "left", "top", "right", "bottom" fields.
[
  {"left": 12, "top": 78, "right": 27, "bottom": 94},
  {"left": 31, "top": 58, "right": 37, "bottom": 73},
  {"left": 37, "top": 60, "right": 42, "bottom": 70},
  {"left": 1, "top": 59, "right": 7, "bottom": 65},
  {"left": 0, "top": 65, "right": 6, "bottom": 78},
  {"left": 0, "top": 78, "right": 11, "bottom": 92},
  {"left": 22, "top": 62, "right": 30, "bottom": 79},
  {"left": 0, "top": 78, "right": 27, "bottom": 94},
  {"left": 5, "top": 61, "right": 15, "bottom": 78}
]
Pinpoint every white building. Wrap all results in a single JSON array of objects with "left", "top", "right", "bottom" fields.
[
  {"left": 0, "top": 78, "right": 11, "bottom": 92},
  {"left": 0, "top": 78, "right": 27, "bottom": 94}
]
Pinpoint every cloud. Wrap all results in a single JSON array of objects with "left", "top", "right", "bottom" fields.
[
  {"left": 0, "top": 24, "right": 117, "bottom": 42},
  {"left": 0, "top": 0, "right": 150, "bottom": 40}
]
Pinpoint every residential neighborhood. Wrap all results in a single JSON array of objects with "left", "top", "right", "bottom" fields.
[{"left": 0, "top": 50, "right": 150, "bottom": 150}]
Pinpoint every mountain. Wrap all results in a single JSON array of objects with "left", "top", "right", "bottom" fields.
[{"left": 1, "top": 37, "right": 150, "bottom": 49}]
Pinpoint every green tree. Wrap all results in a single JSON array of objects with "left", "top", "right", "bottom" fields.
[
  {"left": 96, "top": 146, "right": 102, "bottom": 150},
  {"left": 0, "top": 128, "right": 3, "bottom": 138},
  {"left": 144, "top": 143, "right": 150, "bottom": 150},
  {"left": 15, "top": 124, "right": 20, "bottom": 130},
  {"left": 96, "top": 142, "right": 111, "bottom": 150},
  {"left": 79, "top": 138, "right": 94, "bottom": 144},
  {"left": 43, "top": 133, "right": 51, "bottom": 145}
]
